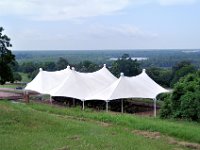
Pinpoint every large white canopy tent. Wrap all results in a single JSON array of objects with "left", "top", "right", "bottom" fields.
[
  {"left": 49, "top": 65, "right": 118, "bottom": 108},
  {"left": 25, "top": 65, "right": 169, "bottom": 116},
  {"left": 85, "top": 69, "right": 169, "bottom": 115},
  {"left": 25, "top": 66, "right": 72, "bottom": 94}
]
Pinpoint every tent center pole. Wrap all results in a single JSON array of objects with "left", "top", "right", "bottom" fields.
[
  {"left": 121, "top": 99, "right": 124, "bottom": 113},
  {"left": 154, "top": 98, "right": 157, "bottom": 117},
  {"left": 106, "top": 101, "right": 109, "bottom": 112}
]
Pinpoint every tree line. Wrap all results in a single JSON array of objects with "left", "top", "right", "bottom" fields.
[{"left": 1, "top": 27, "right": 200, "bottom": 122}]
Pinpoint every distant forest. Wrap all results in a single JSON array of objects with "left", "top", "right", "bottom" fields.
[{"left": 13, "top": 49, "right": 200, "bottom": 68}]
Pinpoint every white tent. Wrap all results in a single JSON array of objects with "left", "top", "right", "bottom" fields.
[
  {"left": 25, "top": 65, "right": 169, "bottom": 116},
  {"left": 85, "top": 69, "right": 169, "bottom": 115},
  {"left": 86, "top": 69, "right": 168, "bottom": 101},
  {"left": 25, "top": 66, "right": 71, "bottom": 94},
  {"left": 49, "top": 65, "right": 117, "bottom": 100}
]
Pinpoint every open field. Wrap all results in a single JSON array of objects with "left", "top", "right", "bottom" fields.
[{"left": 1, "top": 100, "right": 200, "bottom": 150}]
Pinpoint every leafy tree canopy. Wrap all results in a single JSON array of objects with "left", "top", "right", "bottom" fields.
[
  {"left": 160, "top": 71, "right": 200, "bottom": 121},
  {"left": 170, "top": 61, "right": 196, "bottom": 87},
  {"left": 0, "top": 27, "right": 15, "bottom": 84},
  {"left": 56, "top": 57, "right": 69, "bottom": 70},
  {"left": 111, "top": 54, "right": 141, "bottom": 77}
]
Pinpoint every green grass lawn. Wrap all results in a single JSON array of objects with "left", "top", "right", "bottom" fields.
[
  {"left": 0, "top": 100, "right": 199, "bottom": 150},
  {"left": 0, "top": 83, "right": 21, "bottom": 89}
]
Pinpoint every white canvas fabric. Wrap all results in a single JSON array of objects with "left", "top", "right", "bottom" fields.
[
  {"left": 49, "top": 65, "right": 117, "bottom": 100},
  {"left": 25, "top": 66, "right": 72, "bottom": 94},
  {"left": 25, "top": 65, "right": 168, "bottom": 101},
  {"left": 85, "top": 69, "right": 169, "bottom": 101}
]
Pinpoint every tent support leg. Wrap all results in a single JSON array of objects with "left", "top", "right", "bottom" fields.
[
  {"left": 24, "top": 90, "right": 29, "bottom": 103},
  {"left": 50, "top": 95, "right": 52, "bottom": 105},
  {"left": 106, "top": 101, "right": 109, "bottom": 112},
  {"left": 73, "top": 98, "right": 75, "bottom": 107},
  {"left": 154, "top": 98, "right": 157, "bottom": 117},
  {"left": 121, "top": 99, "right": 124, "bottom": 113},
  {"left": 82, "top": 101, "right": 85, "bottom": 110}
]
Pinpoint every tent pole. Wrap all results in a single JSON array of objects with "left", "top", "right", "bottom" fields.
[
  {"left": 73, "top": 98, "right": 75, "bottom": 107},
  {"left": 121, "top": 99, "right": 124, "bottom": 113},
  {"left": 25, "top": 90, "right": 29, "bottom": 103},
  {"left": 50, "top": 95, "right": 52, "bottom": 104},
  {"left": 106, "top": 101, "right": 109, "bottom": 112},
  {"left": 154, "top": 98, "right": 157, "bottom": 117},
  {"left": 82, "top": 100, "right": 85, "bottom": 110}
]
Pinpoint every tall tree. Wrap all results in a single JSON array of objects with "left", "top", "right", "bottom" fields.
[
  {"left": 111, "top": 54, "right": 141, "bottom": 77},
  {"left": 0, "top": 27, "right": 15, "bottom": 84},
  {"left": 170, "top": 61, "right": 196, "bottom": 87},
  {"left": 56, "top": 57, "right": 69, "bottom": 70}
]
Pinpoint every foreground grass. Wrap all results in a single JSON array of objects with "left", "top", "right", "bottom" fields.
[
  {"left": 0, "top": 101, "right": 199, "bottom": 150},
  {"left": 29, "top": 101, "right": 200, "bottom": 144}
]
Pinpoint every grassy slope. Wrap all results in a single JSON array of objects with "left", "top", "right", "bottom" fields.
[{"left": 0, "top": 101, "right": 199, "bottom": 150}]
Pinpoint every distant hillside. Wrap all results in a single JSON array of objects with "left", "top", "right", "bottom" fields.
[{"left": 13, "top": 49, "right": 200, "bottom": 68}]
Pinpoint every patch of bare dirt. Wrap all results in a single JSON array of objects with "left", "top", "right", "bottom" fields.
[
  {"left": 99, "top": 121, "right": 111, "bottom": 127},
  {"left": 132, "top": 130, "right": 161, "bottom": 139},
  {"left": 56, "top": 146, "right": 70, "bottom": 150},
  {"left": 67, "top": 135, "right": 80, "bottom": 141},
  {"left": 132, "top": 130, "right": 200, "bottom": 150},
  {"left": 0, "top": 91, "right": 22, "bottom": 99},
  {"left": 168, "top": 137, "right": 200, "bottom": 150}
]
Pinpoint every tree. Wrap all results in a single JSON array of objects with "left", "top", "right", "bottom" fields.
[
  {"left": 111, "top": 54, "right": 141, "bottom": 77},
  {"left": 76, "top": 60, "right": 99, "bottom": 72},
  {"left": 13, "top": 72, "right": 22, "bottom": 82},
  {"left": 43, "top": 61, "right": 56, "bottom": 71},
  {"left": 170, "top": 61, "right": 196, "bottom": 87},
  {"left": 0, "top": 27, "right": 15, "bottom": 84},
  {"left": 147, "top": 67, "right": 172, "bottom": 87},
  {"left": 56, "top": 57, "right": 69, "bottom": 70},
  {"left": 160, "top": 71, "right": 200, "bottom": 121}
]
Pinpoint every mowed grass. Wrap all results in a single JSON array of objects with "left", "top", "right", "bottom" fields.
[
  {"left": 0, "top": 83, "right": 20, "bottom": 89},
  {"left": 0, "top": 101, "right": 199, "bottom": 150}
]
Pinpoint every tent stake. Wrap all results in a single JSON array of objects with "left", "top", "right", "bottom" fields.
[
  {"left": 154, "top": 98, "right": 157, "bottom": 117},
  {"left": 82, "top": 101, "right": 85, "bottom": 110},
  {"left": 121, "top": 99, "right": 124, "bottom": 113},
  {"left": 106, "top": 101, "right": 109, "bottom": 112}
]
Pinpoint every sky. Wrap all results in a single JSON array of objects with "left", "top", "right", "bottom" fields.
[{"left": 1, "top": 0, "right": 200, "bottom": 50}]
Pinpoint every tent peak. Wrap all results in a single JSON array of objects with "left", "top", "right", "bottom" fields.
[
  {"left": 103, "top": 64, "right": 106, "bottom": 68},
  {"left": 72, "top": 67, "right": 75, "bottom": 71},
  {"left": 39, "top": 68, "right": 43, "bottom": 72},
  {"left": 67, "top": 65, "right": 70, "bottom": 69},
  {"left": 142, "top": 69, "right": 146, "bottom": 73}
]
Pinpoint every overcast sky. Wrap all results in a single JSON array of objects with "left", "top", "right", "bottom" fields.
[{"left": 1, "top": 0, "right": 200, "bottom": 50}]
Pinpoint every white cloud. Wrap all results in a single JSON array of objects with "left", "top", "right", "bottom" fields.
[
  {"left": 157, "top": 0, "right": 196, "bottom": 6},
  {"left": 0, "top": 0, "right": 130, "bottom": 21},
  {"left": 88, "top": 24, "right": 158, "bottom": 39},
  {"left": 0, "top": 0, "right": 196, "bottom": 21}
]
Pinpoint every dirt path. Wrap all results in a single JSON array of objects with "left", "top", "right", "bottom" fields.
[
  {"left": 132, "top": 130, "right": 200, "bottom": 150},
  {"left": 0, "top": 91, "right": 23, "bottom": 100}
]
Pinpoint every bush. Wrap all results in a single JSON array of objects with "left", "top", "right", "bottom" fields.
[{"left": 160, "top": 71, "right": 200, "bottom": 121}]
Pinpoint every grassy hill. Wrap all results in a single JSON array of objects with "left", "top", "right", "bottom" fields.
[{"left": 1, "top": 100, "right": 200, "bottom": 150}]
